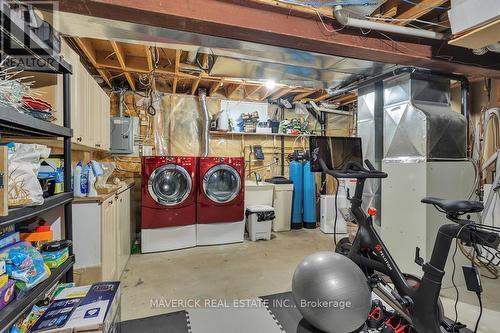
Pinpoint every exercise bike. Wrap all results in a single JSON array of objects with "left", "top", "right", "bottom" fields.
[{"left": 319, "top": 159, "right": 500, "bottom": 333}]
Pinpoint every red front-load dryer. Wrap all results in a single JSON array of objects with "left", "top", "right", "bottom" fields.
[
  {"left": 197, "top": 157, "right": 245, "bottom": 245},
  {"left": 141, "top": 156, "right": 197, "bottom": 253}
]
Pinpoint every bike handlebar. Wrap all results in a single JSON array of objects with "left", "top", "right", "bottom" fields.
[{"left": 319, "top": 158, "right": 388, "bottom": 179}]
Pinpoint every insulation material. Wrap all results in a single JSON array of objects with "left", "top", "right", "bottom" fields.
[
  {"left": 138, "top": 94, "right": 168, "bottom": 156},
  {"left": 164, "top": 94, "right": 218, "bottom": 156}
]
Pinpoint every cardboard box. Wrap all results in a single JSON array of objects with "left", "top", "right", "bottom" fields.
[
  {"left": 0, "top": 259, "right": 5, "bottom": 275},
  {"left": 0, "top": 232, "right": 20, "bottom": 249},
  {"left": 39, "top": 158, "right": 64, "bottom": 194},
  {"left": 0, "top": 273, "right": 7, "bottom": 288},
  {"left": 32, "top": 282, "right": 120, "bottom": 333},
  {"left": 0, "top": 279, "right": 15, "bottom": 311}
]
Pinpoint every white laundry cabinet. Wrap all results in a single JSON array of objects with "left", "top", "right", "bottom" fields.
[{"left": 72, "top": 182, "right": 134, "bottom": 282}]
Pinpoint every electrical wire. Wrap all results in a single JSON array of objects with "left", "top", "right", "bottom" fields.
[
  {"left": 474, "top": 292, "right": 483, "bottom": 333},
  {"left": 451, "top": 223, "right": 470, "bottom": 333},
  {"left": 333, "top": 177, "right": 340, "bottom": 246},
  {"left": 366, "top": 16, "right": 450, "bottom": 29}
]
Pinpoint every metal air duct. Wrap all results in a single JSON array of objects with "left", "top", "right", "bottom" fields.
[{"left": 198, "top": 88, "right": 210, "bottom": 157}]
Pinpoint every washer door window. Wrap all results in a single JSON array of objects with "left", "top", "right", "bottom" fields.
[
  {"left": 148, "top": 164, "right": 192, "bottom": 206},
  {"left": 203, "top": 165, "right": 241, "bottom": 203}
]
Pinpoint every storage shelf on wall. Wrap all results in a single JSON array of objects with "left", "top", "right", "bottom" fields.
[
  {"left": 0, "top": 256, "right": 75, "bottom": 332},
  {"left": 0, "top": 3, "right": 74, "bottom": 332},
  {"left": 0, "top": 106, "right": 73, "bottom": 138},
  {"left": 0, "top": 192, "right": 73, "bottom": 228},
  {"left": 210, "top": 131, "right": 311, "bottom": 138}
]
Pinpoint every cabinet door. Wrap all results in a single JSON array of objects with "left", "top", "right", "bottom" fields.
[
  {"left": 103, "top": 91, "right": 111, "bottom": 151},
  {"left": 101, "top": 197, "right": 117, "bottom": 280},
  {"left": 116, "top": 189, "right": 131, "bottom": 277},
  {"left": 75, "top": 63, "right": 88, "bottom": 146},
  {"left": 92, "top": 82, "right": 101, "bottom": 149}
]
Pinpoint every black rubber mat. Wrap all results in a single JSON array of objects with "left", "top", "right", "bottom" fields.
[
  {"left": 118, "top": 293, "right": 474, "bottom": 333},
  {"left": 260, "top": 292, "right": 325, "bottom": 333},
  {"left": 119, "top": 311, "right": 190, "bottom": 333}
]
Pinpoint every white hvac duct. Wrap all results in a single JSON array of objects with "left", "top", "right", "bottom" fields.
[{"left": 334, "top": 6, "right": 445, "bottom": 40}]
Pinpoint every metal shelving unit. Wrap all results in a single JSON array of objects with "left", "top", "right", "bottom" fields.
[
  {"left": 0, "top": 4, "right": 74, "bottom": 331},
  {"left": 0, "top": 256, "right": 75, "bottom": 331}
]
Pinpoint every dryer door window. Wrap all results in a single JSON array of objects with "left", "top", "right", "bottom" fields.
[
  {"left": 203, "top": 165, "right": 241, "bottom": 203},
  {"left": 148, "top": 164, "right": 192, "bottom": 206}
]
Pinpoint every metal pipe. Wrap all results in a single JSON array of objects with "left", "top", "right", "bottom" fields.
[
  {"left": 333, "top": 5, "right": 445, "bottom": 40},
  {"left": 118, "top": 89, "right": 124, "bottom": 118},
  {"left": 198, "top": 88, "right": 210, "bottom": 157}
]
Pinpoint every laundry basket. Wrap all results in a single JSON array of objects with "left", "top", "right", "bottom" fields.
[{"left": 245, "top": 205, "right": 275, "bottom": 241}]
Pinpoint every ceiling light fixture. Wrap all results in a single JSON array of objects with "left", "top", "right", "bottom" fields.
[{"left": 265, "top": 80, "right": 276, "bottom": 89}]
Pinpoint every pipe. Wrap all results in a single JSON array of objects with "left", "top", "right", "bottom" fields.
[
  {"left": 198, "top": 88, "right": 210, "bottom": 157},
  {"left": 333, "top": 5, "right": 445, "bottom": 40},
  {"left": 186, "top": 49, "right": 198, "bottom": 64},
  {"left": 118, "top": 89, "right": 125, "bottom": 117}
]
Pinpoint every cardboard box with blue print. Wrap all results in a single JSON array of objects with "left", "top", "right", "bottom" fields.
[
  {"left": 38, "top": 158, "right": 64, "bottom": 194},
  {"left": 31, "top": 281, "right": 121, "bottom": 333}
]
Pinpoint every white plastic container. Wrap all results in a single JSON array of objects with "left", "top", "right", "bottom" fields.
[
  {"left": 264, "top": 179, "right": 294, "bottom": 232},
  {"left": 73, "top": 162, "right": 85, "bottom": 197},
  {"left": 246, "top": 205, "right": 274, "bottom": 241},
  {"left": 244, "top": 181, "right": 274, "bottom": 207}
]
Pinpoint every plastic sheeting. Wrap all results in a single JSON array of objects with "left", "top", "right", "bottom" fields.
[{"left": 163, "top": 94, "right": 219, "bottom": 156}]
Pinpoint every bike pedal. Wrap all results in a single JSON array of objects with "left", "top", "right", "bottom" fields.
[
  {"left": 366, "top": 300, "right": 386, "bottom": 329},
  {"left": 380, "top": 315, "right": 412, "bottom": 333}
]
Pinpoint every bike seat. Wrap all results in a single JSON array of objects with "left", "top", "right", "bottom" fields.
[{"left": 421, "top": 197, "right": 484, "bottom": 215}]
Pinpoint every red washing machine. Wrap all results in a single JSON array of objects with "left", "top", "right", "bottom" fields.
[
  {"left": 141, "top": 156, "right": 197, "bottom": 253},
  {"left": 197, "top": 157, "right": 245, "bottom": 245}
]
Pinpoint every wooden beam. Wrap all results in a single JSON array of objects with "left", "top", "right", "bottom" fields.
[
  {"left": 74, "top": 37, "right": 112, "bottom": 87},
  {"left": 243, "top": 85, "right": 263, "bottom": 99},
  {"left": 225, "top": 83, "right": 242, "bottom": 99},
  {"left": 312, "top": 90, "right": 331, "bottom": 102},
  {"left": 58, "top": 0, "right": 500, "bottom": 78},
  {"left": 395, "top": 0, "right": 448, "bottom": 26},
  {"left": 209, "top": 79, "right": 224, "bottom": 96},
  {"left": 174, "top": 49, "right": 181, "bottom": 73},
  {"left": 110, "top": 40, "right": 136, "bottom": 90},
  {"left": 269, "top": 87, "right": 293, "bottom": 100},
  {"left": 144, "top": 45, "right": 156, "bottom": 90},
  {"left": 170, "top": 49, "right": 182, "bottom": 94},
  {"left": 247, "top": 0, "right": 333, "bottom": 18},
  {"left": 145, "top": 45, "right": 153, "bottom": 72},
  {"left": 97, "top": 70, "right": 113, "bottom": 88},
  {"left": 292, "top": 90, "right": 315, "bottom": 102},
  {"left": 377, "top": 0, "right": 399, "bottom": 18},
  {"left": 191, "top": 74, "right": 202, "bottom": 95},
  {"left": 172, "top": 77, "right": 178, "bottom": 94},
  {"left": 260, "top": 86, "right": 281, "bottom": 100}
]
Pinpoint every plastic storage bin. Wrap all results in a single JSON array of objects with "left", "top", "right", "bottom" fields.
[{"left": 245, "top": 205, "right": 275, "bottom": 241}]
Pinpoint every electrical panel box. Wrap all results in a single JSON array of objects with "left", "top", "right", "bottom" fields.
[{"left": 110, "top": 117, "right": 134, "bottom": 154}]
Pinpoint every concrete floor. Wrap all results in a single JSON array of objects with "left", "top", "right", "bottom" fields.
[{"left": 120, "top": 229, "right": 500, "bottom": 332}]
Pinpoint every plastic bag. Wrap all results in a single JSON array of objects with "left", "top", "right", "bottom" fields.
[
  {"left": 0, "top": 241, "right": 51, "bottom": 291},
  {"left": 5, "top": 142, "right": 50, "bottom": 206}
]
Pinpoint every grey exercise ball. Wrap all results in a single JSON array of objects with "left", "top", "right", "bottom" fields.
[{"left": 292, "top": 251, "right": 372, "bottom": 333}]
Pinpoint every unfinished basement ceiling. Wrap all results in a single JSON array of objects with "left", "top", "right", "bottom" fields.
[{"left": 46, "top": 9, "right": 396, "bottom": 93}]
